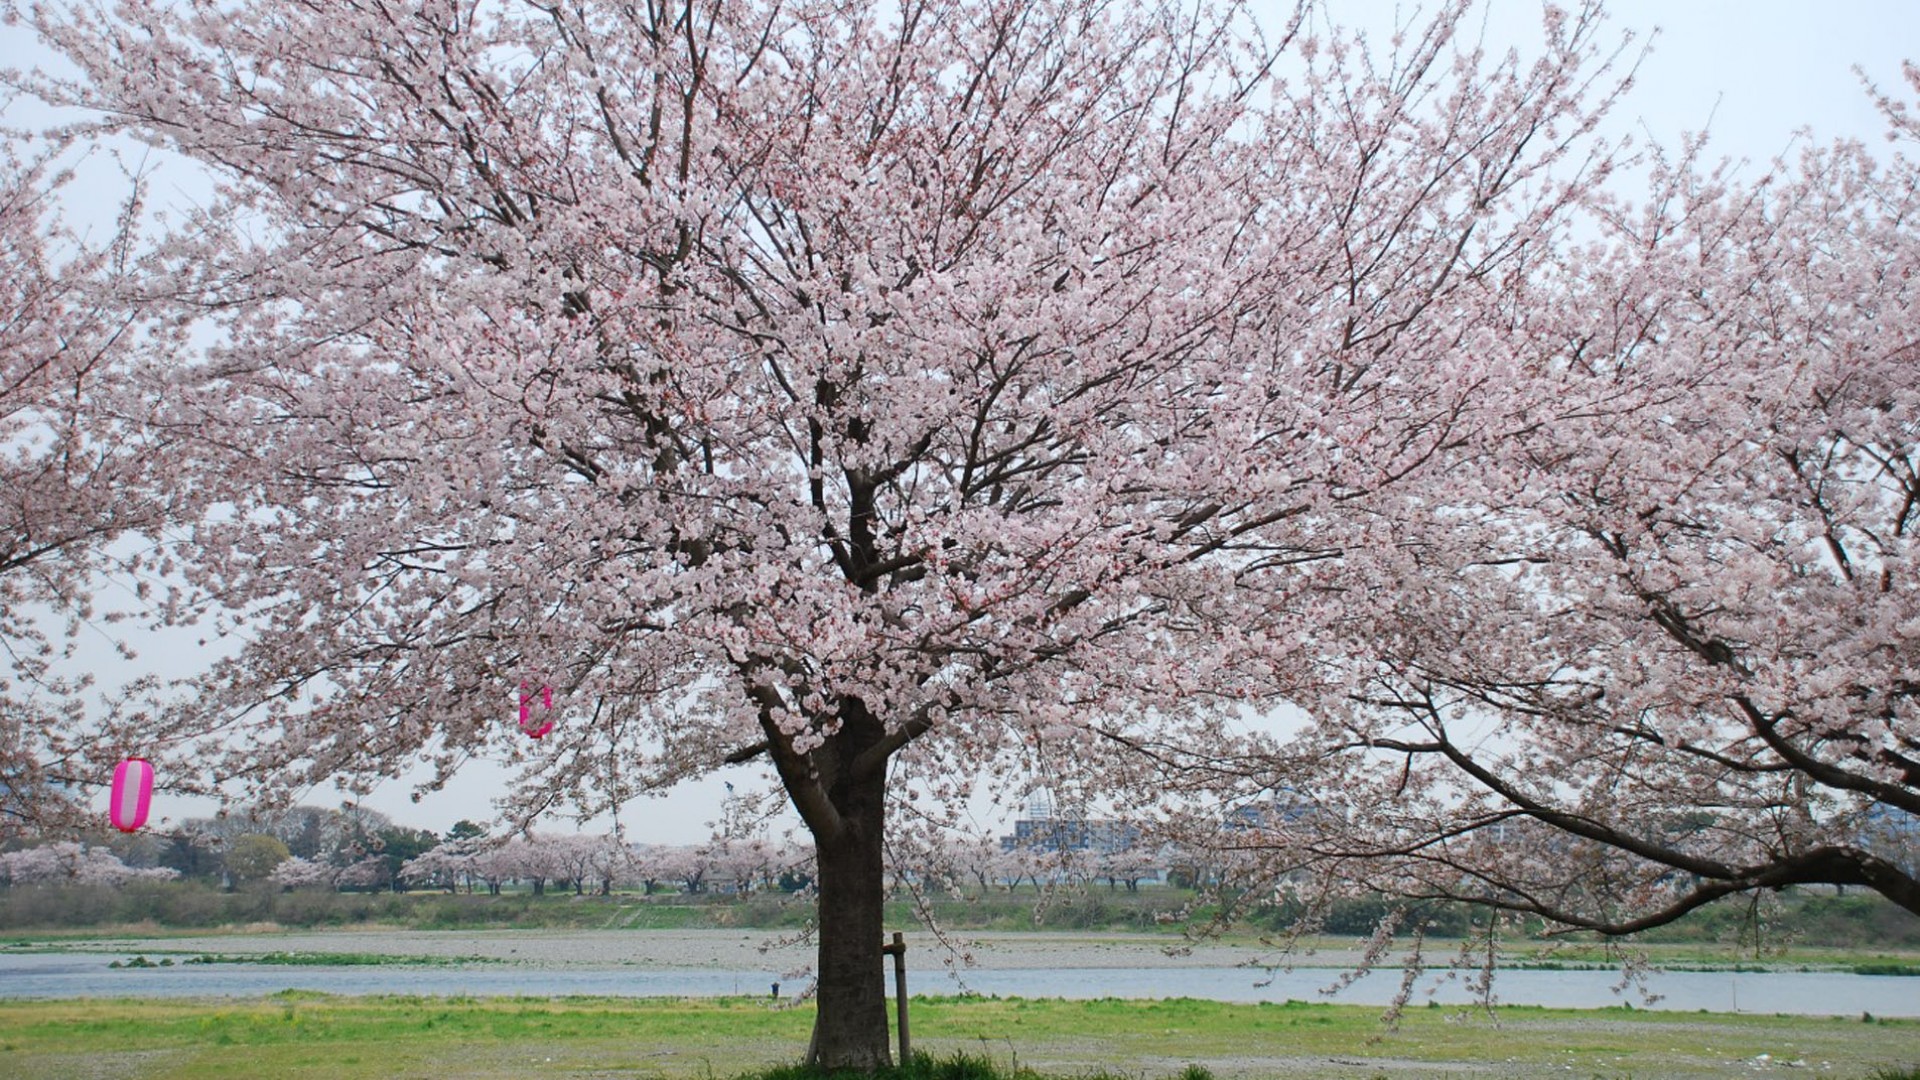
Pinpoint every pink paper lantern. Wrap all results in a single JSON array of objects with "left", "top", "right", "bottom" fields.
[
  {"left": 518, "top": 684, "right": 555, "bottom": 739},
  {"left": 110, "top": 757, "right": 154, "bottom": 833}
]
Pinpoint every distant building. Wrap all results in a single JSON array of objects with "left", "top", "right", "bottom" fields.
[
  {"left": 998, "top": 789, "right": 1139, "bottom": 853},
  {"left": 1864, "top": 803, "right": 1919, "bottom": 876},
  {"left": 1221, "top": 790, "right": 1318, "bottom": 835},
  {"left": 999, "top": 816, "right": 1139, "bottom": 854}
]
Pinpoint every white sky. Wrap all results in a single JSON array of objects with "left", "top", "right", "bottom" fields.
[{"left": 24, "top": 0, "right": 1919, "bottom": 844}]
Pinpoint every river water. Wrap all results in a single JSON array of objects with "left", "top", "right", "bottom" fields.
[{"left": 1, "top": 952, "right": 1913, "bottom": 1017}]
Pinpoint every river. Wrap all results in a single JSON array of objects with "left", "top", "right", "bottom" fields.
[
  {"left": 0, "top": 954, "right": 1913, "bottom": 1015},
  {"left": 1, "top": 930, "right": 1912, "bottom": 1016}
]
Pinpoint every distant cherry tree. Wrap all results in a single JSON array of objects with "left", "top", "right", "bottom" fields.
[
  {"left": 333, "top": 855, "right": 392, "bottom": 892},
  {"left": 931, "top": 833, "right": 1008, "bottom": 894},
  {"left": 655, "top": 844, "right": 710, "bottom": 897},
  {"left": 1093, "top": 845, "right": 1161, "bottom": 893},
  {"left": 537, "top": 832, "right": 608, "bottom": 895},
  {"left": 268, "top": 855, "right": 339, "bottom": 892},
  {"left": 0, "top": 840, "right": 178, "bottom": 886},
  {"left": 1234, "top": 89, "right": 1920, "bottom": 930},
  {"left": 398, "top": 839, "right": 476, "bottom": 893},
  {"left": 628, "top": 842, "right": 674, "bottom": 896},
  {"left": 465, "top": 842, "right": 517, "bottom": 897},
  {"left": 586, "top": 834, "right": 639, "bottom": 895}
]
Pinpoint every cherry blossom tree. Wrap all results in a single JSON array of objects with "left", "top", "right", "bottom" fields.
[
  {"left": 538, "top": 831, "right": 607, "bottom": 895},
  {"left": 1092, "top": 843, "right": 1160, "bottom": 893},
  {"left": 399, "top": 838, "right": 474, "bottom": 892},
  {"left": 1234, "top": 93, "right": 1920, "bottom": 933},
  {"left": 933, "top": 832, "right": 1006, "bottom": 893},
  {"left": 0, "top": 142, "right": 181, "bottom": 837},
  {"left": 481, "top": 835, "right": 549, "bottom": 895},
  {"left": 707, "top": 834, "right": 795, "bottom": 894},
  {"left": 466, "top": 840, "right": 517, "bottom": 896},
  {"left": 0, "top": 840, "right": 178, "bottom": 886},
  {"left": 268, "top": 854, "right": 339, "bottom": 891},
  {"left": 585, "top": 833, "right": 637, "bottom": 894},
  {"left": 334, "top": 854, "right": 392, "bottom": 891},
  {"left": 627, "top": 841, "right": 674, "bottom": 895},
  {"left": 655, "top": 843, "right": 710, "bottom": 896},
  {"left": 19, "top": 0, "right": 1630, "bottom": 1064}
]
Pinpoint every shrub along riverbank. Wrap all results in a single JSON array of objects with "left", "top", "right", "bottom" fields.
[
  {"left": 0, "top": 994, "right": 1914, "bottom": 1080},
  {"left": 3, "top": 880, "right": 1917, "bottom": 954}
]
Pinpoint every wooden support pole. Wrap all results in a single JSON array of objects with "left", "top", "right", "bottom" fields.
[{"left": 881, "top": 931, "right": 909, "bottom": 1063}]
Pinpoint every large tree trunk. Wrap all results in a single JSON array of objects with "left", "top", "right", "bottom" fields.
[
  {"left": 750, "top": 685, "right": 900, "bottom": 1069},
  {"left": 806, "top": 762, "right": 891, "bottom": 1069}
]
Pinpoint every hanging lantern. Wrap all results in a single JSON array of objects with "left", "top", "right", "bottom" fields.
[
  {"left": 518, "top": 684, "right": 555, "bottom": 739},
  {"left": 110, "top": 758, "right": 154, "bottom": 833}
]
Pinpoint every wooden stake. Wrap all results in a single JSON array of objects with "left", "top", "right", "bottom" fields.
[{"left": 882, "top": 931, "right": 910, "bottom": 1063}]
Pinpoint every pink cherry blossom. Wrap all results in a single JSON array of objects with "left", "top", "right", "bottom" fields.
[
  {"left": 18, "top": 0, "right": 1639, "bottom": 1063},
  {"left": 1233, "top": 84, "right": 1920, "bottom": 936},
  {"left": 0, "top": 143, "right": 186, "bottom": 838}
]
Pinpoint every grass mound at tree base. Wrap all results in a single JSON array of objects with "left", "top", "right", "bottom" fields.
[{"left": 745, "top": 1051, "right": 1217, "bottom": 1080}]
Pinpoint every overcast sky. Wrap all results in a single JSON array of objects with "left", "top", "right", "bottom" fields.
[{"left": 27, "top": 0, "right": 1920, "bottom": 845}]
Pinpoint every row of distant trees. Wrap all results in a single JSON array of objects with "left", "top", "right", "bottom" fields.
[
  {"left": 11, "top": 797, "right": 1907, "bottom": 906},
  {"left": 379, "top": 833, "right": 808, "bottom": 897},
  {"left": 0, "top": 804, "right": 438, "bottom": 891},
  {"left": 0, "top": 841, "right": 179, "bottom": 888},
  {"left": 0, "top": 808, "right": 1174, "bottom": 896},
  {"left": 387, "top": 829, "right": 1167, "bottom": 897}
]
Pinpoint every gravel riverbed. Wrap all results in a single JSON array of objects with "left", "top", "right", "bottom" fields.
[{"left": 42, "top": 929, "right": 1308, "bottom": 972}]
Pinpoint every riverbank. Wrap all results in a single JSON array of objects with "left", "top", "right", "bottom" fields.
[
  {"left": 0, "top": 993, "right": 1914, "bottom": 1079},
  {"left": 14, "top": 927, "right": 1917, "bottom": 975},
  {"left": 9, "top": 882, "right": 1917, "bottom": 953},
  {"left": 13, "top": 928, "right": 1287, "bottom": 969}
]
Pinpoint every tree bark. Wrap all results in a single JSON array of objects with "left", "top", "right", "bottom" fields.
[{"left": 806, "top": 761, "right": 892, "bottom": 1069}]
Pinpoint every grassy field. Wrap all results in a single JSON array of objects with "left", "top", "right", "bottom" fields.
[
  {"left": 8, "top": 881, "right": 1919, "bottom": 952},
  {"left": 0, "top": 993, "right": 1914, "bottom": 1079}
]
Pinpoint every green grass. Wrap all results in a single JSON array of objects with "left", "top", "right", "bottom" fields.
[
  {"left": 1481, "top": 932, "right": 1920, "bottom": 971},
  {"left": 1851, "top": 963, "right": 1920, "bottom": 977},
  {"left": 7, "top": 881, "right": 1919, "bottom": 951},
  {"left": 0, "top": 994, "right": 1915, "bottom": 1079}
]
